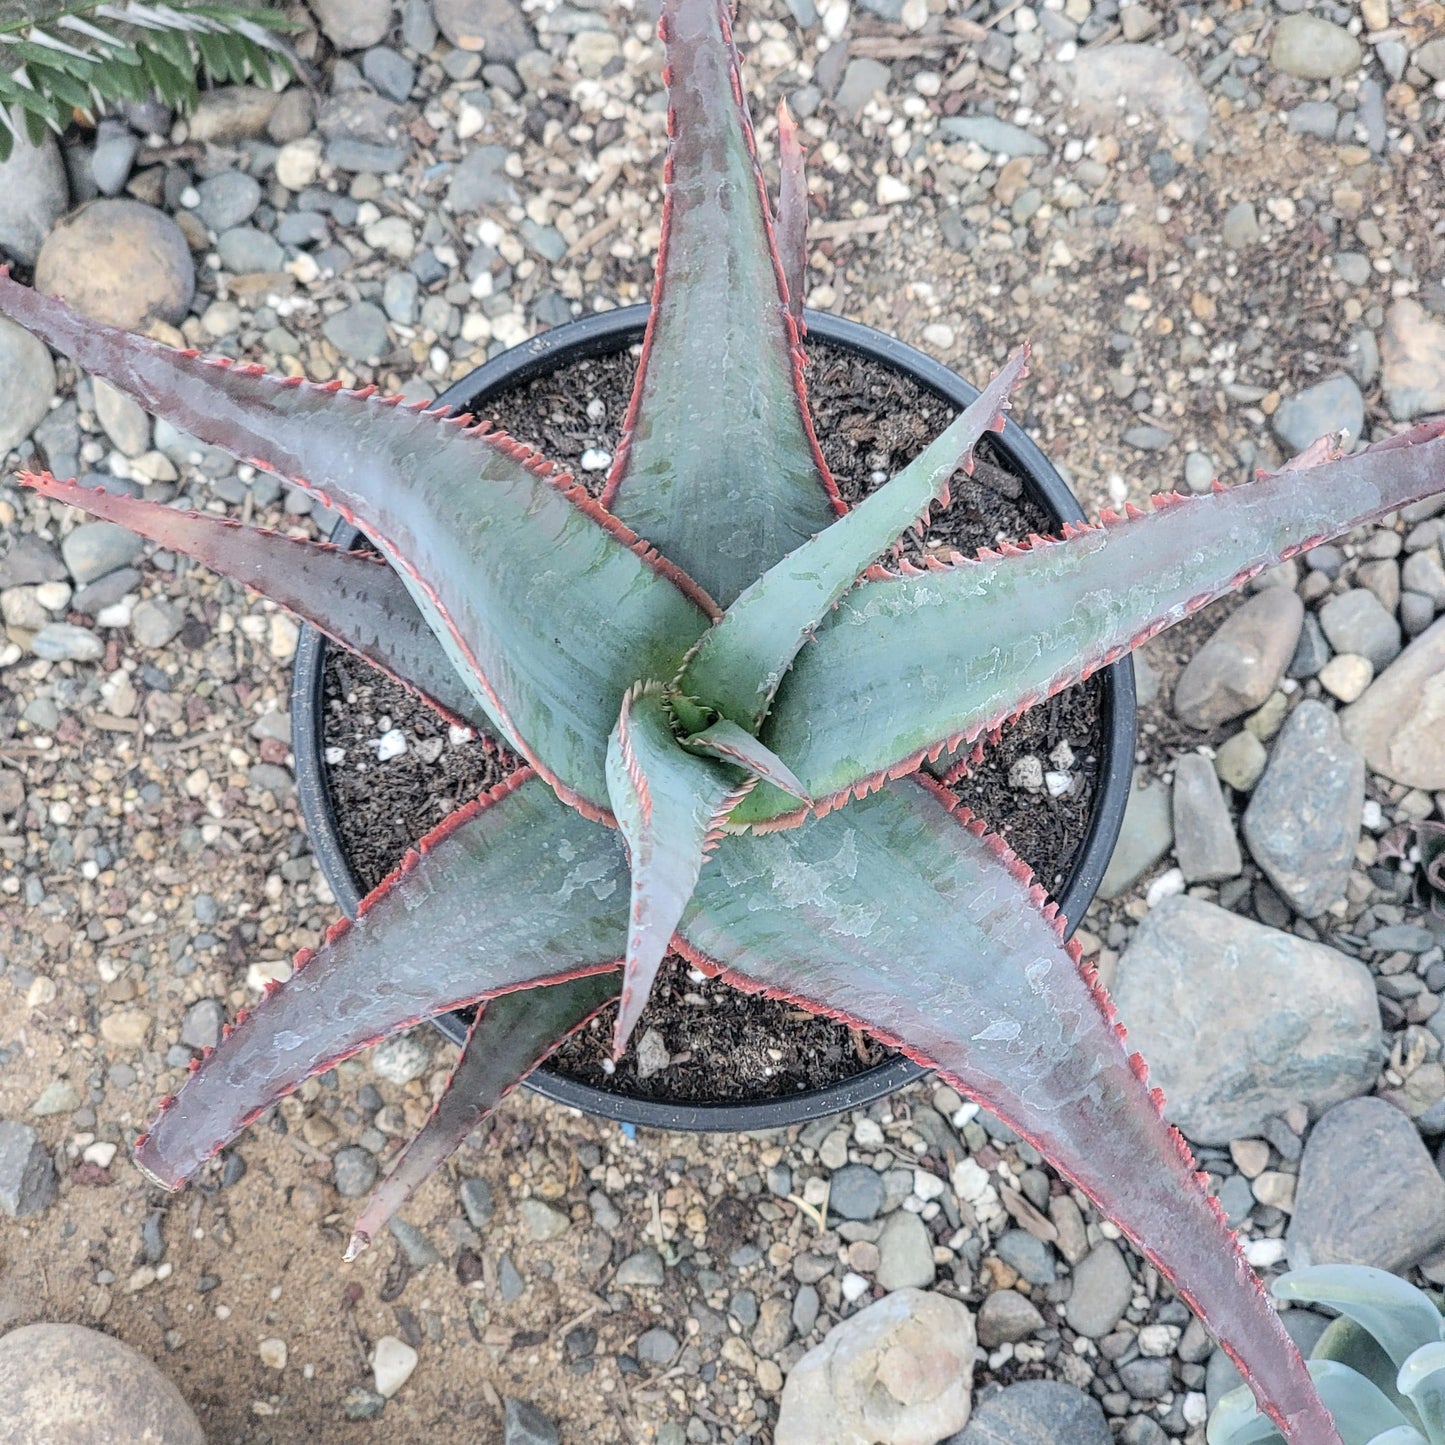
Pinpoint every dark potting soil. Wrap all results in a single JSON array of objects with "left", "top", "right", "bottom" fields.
[{"left": 319, "top": 340, "right": 1105, "bottom": 1104}]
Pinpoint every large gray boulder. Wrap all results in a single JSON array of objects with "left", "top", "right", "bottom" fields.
[{"left": 1110, "top": 896, "right": 1382, "bottom": 1144}]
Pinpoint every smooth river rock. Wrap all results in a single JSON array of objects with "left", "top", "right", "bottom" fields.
[
  {"left": 36, "top": 200, "right": 194, "bottom": 329},
  {"left": 1287, "top": 1098, "right": 1445, "bottom": 1273},
  {"left": 1110, "top": 896, "right": 1382, "bottom": 1144},
  {"left": 1381, "top": 300, "right": 1445, "bottom": 421},
  {"left": 946, "top": 1380, "right": 1112, "bottom": 1445},
  {"left": 776, "top": 1289, "right": 976, "bottom": 1445},
  {"left": 1173, "top": 591, "right": 1303, "bottom": 729},
  {"left": 0, "top": 1323, "right": 206, "bottom": 1445},
  {"left": 1241, "top": 700, "right": 1364, "bottom": 917},
  {"left": 0, "top": 114, "right": 68, "bottom": 266},
  {"left": 1341, "top": 616, "right": 1445, "bottom": 789},
  {"left": 0, "top": 316, "right": 57, "bottom": 456},
  {"left": 1061, "top": 44, "right": 1211, "bottom": 147}
]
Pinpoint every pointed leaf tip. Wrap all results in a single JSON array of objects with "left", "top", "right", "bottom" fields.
[
  {"left": 605, "top": 684, "right": 744, "bottom": 1057},
  {"left": 775, "top": 96, "right": 808, "bottom": 331}
]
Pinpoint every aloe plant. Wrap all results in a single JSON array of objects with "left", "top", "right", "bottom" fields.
[
  {"left": 6, "top": 3, "right": 1445, "bottom": 1439},
  {"left": 1210, "top": 1266, "right": 1445, "bottom": 1445}
]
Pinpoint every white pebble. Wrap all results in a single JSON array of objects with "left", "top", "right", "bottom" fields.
[
  {"left": 1243, "top": 1238, "right": 1288, "bottom": 1268},
  {"left": 579, "top": 447, "right": 612, "bottom": 472},
  {"left": 876, "top": 175, "right": 911, "bottom": 206},
  {"left": 922, "top": 323, "right": 955, "bottom": 350},
  {"left": 372, "top": 1335, "right": 418, "bottom": 1398},
  {"left": 374, "top": 729, "right": 407, "bottom": 761},
  {"left": 1044, "top": 770, "right": 1073, "bottom": 798},
  {"left": 913, "top": 1169, "right": 947, "bottom": 1201},
  {"left": 448, "top": 724, "right": 475, "bottom": 746},
  {"left": 324, "top": 746, "right": 346, "bottom": 766},
  {"left": 840, "top": 1272, "right": 870, "bottom": 1302},
  {"left": 259, "top": 1338, "right": 288, "bottom": 1370},
  {"left": 1145, "top": 868, "right": 1186, "bottom": 907},
  {"left": 82, "top": 1141, "right": 117, "bottom": 1168},
  {"left": 853, "top": 1117, "right": 884, "bottom": 1147},
  {"left": 1362, "top": 799, "right": 1384, "bottom": 830}
]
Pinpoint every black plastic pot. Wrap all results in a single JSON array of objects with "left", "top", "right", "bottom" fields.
[{"left": 291, "top": 305, "right": 1137, "bottom": 1132}]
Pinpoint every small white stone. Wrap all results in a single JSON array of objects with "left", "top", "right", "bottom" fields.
[
  {"left": 247, "top": 958, "right": 293, "bottom": 992},
  {"left": 1183, "top": 1392, "right": 1209, "bottom": 1426},
  {"left": 324, "top": 746, "right": 346, "bottom": 766},
  {"left": 853, "top": 1117, "right": 884, "bottom": 1148},
  {"left": 374, "top": 728, "right": 407, "bottom": 761},
  {"left": 372, "top": 1336, "right": 418, "bottom": 1398},
  {"left": 1362, "top": 799, "right": 1384, "bottom": 830},
  {"left": 259, "top": 1338, "right": 288, "bottom": 1370},
  {"left": 1145, "top": 868, "right": 1186, "bottom": 907},
  {"left": 912, "top": 1169, "right": 947, "bottom": 1201},
  {"left": 1137, "top": 1324, "right": 1178, "bottom": 1357},
  {"left": 448, "top": 723, "right": 475, "bottom": 746},
  {"left": 34, "top": 581, "right": 71, "bottom": 612},
  {"left": 1318, "top": 652, "right": 1373, "bottom": 703},
  {"left": 876, "top": 175, "right": 911, "bottom": 206},
  {"left": 275, "top": 138, "right": 321, "bottom": 191},
  {"left": 1044, "top": 770, "right": 1073, "bottom": 798},
  {"left": 840, "top": 1272, "right": 870, "bottom": 1302},
  {"left": 579, "top": 447, "right": 612, "bottom": 472},
  {"left": 268, "top": 613, "right": 299, "bottom": 663},
  {"left": 1243, "top": 1238, "right": 1288, "bottom": 1268},
  {"left": 83, "top": 1141, "right": 118, "bottom": 1168},
  {"left": 921, "top": 322, "right": 955, "bottom": 350}
]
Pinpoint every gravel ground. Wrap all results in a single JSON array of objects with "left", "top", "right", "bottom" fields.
[{"left": 2, "top": 1, "right": 1445, "bottom": 1441}]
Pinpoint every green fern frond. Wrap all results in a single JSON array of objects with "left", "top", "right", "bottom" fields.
[{"left": 0, "top": 2, "right": 300, "bottom": 162}]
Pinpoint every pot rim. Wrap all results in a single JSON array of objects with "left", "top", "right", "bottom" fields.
[{"left": 290, "top": 304, "right": 1137, "bottom": 1132}]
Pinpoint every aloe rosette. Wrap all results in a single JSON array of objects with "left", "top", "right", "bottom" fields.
[
  {"left": 7, "top": 3, "right": 1445, "bottom": 1439},
  {"left": 1210, "top": 1267, "right": 1445, "bottom": 1444}
]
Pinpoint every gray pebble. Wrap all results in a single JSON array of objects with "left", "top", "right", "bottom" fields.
[
  {"left": 503, "top": 1397, "right": 559, "bottom": 1445},
  {"left": 323, "top": 301, "right": 391, "bottom": 362},
  {"left": 1172, "top": 752, "right": 1242, "bottom": 883},
  {"left": 447, "top": 145, "right": 518, "bottom": 211},
  {"left": 635, "top": 1327, "right": 678, "bottom": 1365},
  {"left": 519, "top": 1198, "right": 568, "bottom": 1241},
  {"left": 499, "top": 1252, "right": 524, "bottom": 1301},
  {"left": 90, "top": 121, "right": 138, "bottom": 197},
  {"left": 1119, "top": 1357, "right": 1174, "bottom": 1400},
  {"left": 180, "top": 999, "right": 223, "bottom": 1051},
  {"left": 875, "top": 1209, "right": 934, "bottom": 1291},
  {"left": 947, "top": 1380, "right": 1112, "bottom": 1445},
  {"left": 995, "top": 1229, "right": 1055, "bottom": 1286},
  {"left": 828, "top": 1163, "right": 885, "bottom": 1222},
  {"left": 1064, "top": 1241, "right": 1132, "bottom": 1338},
  {"left": 0, "top": 1119, "right": 57, "bottom": 1216},
  {"left": 792, "top": 1284, "right": 820, "bottom": 1335},
  {"left": 459, "top": 1176, "right": 493, "bottom": 1228},
  {"left": 32, "top": 623, "right": 103, "bottom": 662},
  {"left": 332, "top": 1145, "right": 378, "bottom": 1198},
  {"left": 364, "top": 47, "right": 417, "bottom": 102},
  {"left": 129, "top": 598, "right": 184, "bottom": 648},
  {"left": 388, "top": 1218, "right": 441, "bottom": 1266},
  {"left": 1319, "top": 588, "right": 1402, "bottom": 670},
  {"left": 196, "top": 171, "right": 262, "bottom": 232},
  {"left": 615, "top": 1248, "right": 665, "bottom": 1287},
  {"left": 217, "top": 226, "right": 283, "bottom": 274},
  {"left": 1273, "top": 375, "right": 1365, "bottom": 452},
  {"left": 1333, "top": 251, "right": 1371, "bottom": 287}
]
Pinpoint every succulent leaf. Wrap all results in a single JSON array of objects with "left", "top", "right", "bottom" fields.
[
  {"left": 1399, "top": 1342, "right": 1445, "bottom": 1445},
  {"left": 133, "top": 772, "right": 629, "bottom": 1189},
  {"left": 1306, "top": 1361, "right": 1418, "bottom": 1443},
  {"left": 1366, "top": 1428, "right": 1431, "bottom": 1445},
  {"left": 0, "top": 272, "right": 714, "bottom": 820},
  {"left": 1313, "top": 1318, "right": 1418, "bottom": 1421},
  {"left": 680, "top": 778, "right": 1339, "bottom": 1445},
  {"left": 679, "top": 347, "right": 1028, "bottom": 734},
  {"left": 606, "top": 683, "right": 748, "bottom": 1056},
  {"left": 601, "top": 0, "right": 840, "bottom": 606},
  {"left": 1208, "top": 1387, "right": 1300, "bottom": 1445},
  {"left": 19, "top": 469, "right": 490, "bottom": 732},
  {"left": 1275, "top": 1267, "right": 1445, "bottom": 1370},
  {"left": 774, "top": 98, "right": 807, "bottom": 330},
  {"left": 344, "top": 973, "right": 618, "bottom": 1261},
  {"left": 737, "top": 417, "right": 1445, "bottom": 825},
  {"left": 683, "top": 718, "right": 810, "bottom": 801}
]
